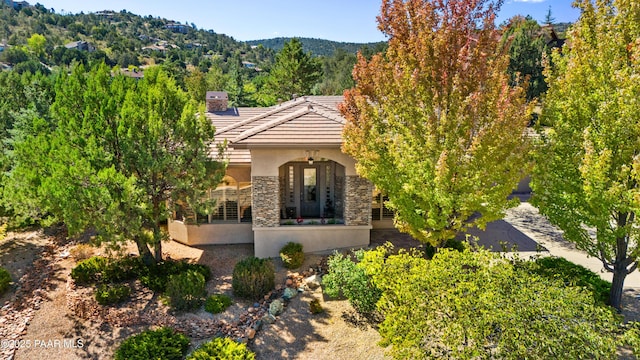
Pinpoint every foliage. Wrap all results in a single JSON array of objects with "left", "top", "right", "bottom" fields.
[
  {"left": 5, "top": 64, "right": 225, "bottom": 264},
  {"left": 246, "top": 37, "right": 385, "bottom": 57},
  {"left": 521, "top": 256, "right": 611, "bottom": 303},
  {"left": 322, "top": 250, "right": 381, "bottom": 314},
  {"left": 622, "top": 322, "right": 640, "bottom": 357},
  {"left": 94, "top": 283, "right": 130, "bottom": 305},
  {"left": 279, "top": 242, "right": 304, "bottom": 269},
  {"left": 261, "top": 38, "right": 321, "bottom": 103},
  {"left": 0, "top": 267, "right": 11, "bottom": 295},
  {"left": 232, "top": 257, "right": 275, "bottom": 300},
  {"left": 186, "top": 337, "right": 256, "bottom": 360},
  {"left": 0, "top": 224, "right": 5, "bottom": 242},
  {"left": 69, "top": 243, "right": 95, "bottom": 261},
  {"left": 340, "top": 0, "right": 532, "bottom": 247},
  {"left": 166, "top": 269, "right": 207, "bottom": 311},
  {"left": 500, "top": 16, "right": 548, "bottom": 101},
  {"left": 309, "top": 298, "right": 324, "bottom": 314},
  {"left": 204, "top": 294, "right": 232, "bottom": 314},
  {"left": 140, "top": 260, "right": 211, "bottom": 292},
  {"left": 114, "top": 327, "right": 190, "bottom": 360},
  {"left": 70, "top": 256, "right": 110, "bottom": 285},
  {"left": 360, "top": 246, "right": 622, "bottom": 359},
  {"left": 422, "top": 238, "right": 466, "bottom": 260},
  {"left": 531, "top": 0, "right": 640, "bottom": 310}
]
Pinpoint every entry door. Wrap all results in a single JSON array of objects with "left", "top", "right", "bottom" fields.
[{"left": 300, "top": 166, "right": 320, "bottom": 217}]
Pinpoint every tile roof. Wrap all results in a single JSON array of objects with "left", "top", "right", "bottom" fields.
[{"left": 206, "top": 96, "right": 345, "bottom": 164}]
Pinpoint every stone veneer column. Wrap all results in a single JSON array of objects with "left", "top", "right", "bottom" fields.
[
  {"left": 344, "top": 176, "right": 372, "bottom": 226},
  {"left": 252, "top": 176, "right": 280, "bottom": 227}
]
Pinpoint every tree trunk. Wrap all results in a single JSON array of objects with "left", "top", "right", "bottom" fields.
[
  {"left": 135, "top": 236, "right": 155, "bottom": 266},
  {"left": 153, "top": 222, "right": 163, "bottom": 262},
  {"left": 609, "top": 267, "right": 626, "bottom": 311}
]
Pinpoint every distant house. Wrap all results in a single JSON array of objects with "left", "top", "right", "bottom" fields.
[
  {"left": 168, "top": 93, "right": 393, "bottom": 258},
  {"left": 65, "top": 41, "right": 95, "bottom": 52},
  {"left": 116, "top": 68, "right": 144, "bottom": 80},
  {"left": 165, "top": 22, "right": 190, "bottom": 34},
  {"left": 4, "top": 0, "right": 30, "bottom": 9}
]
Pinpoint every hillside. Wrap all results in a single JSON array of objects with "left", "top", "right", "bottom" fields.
[{"left": 245, "top": 37, "right": 386, "bottom": 57}]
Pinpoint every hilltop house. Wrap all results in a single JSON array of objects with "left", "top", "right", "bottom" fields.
[
  {"left": 65, "top": 41, "right": 95, "bottom": 52},
  {"left": 168, "top": 93, "right": 395, "bottom": 257}
]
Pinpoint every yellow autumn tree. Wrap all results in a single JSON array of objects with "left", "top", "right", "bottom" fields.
[{"left": 340, "top": 0, "right": 532, "bottom": 245}]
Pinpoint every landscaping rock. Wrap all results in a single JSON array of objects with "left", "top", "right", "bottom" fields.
[
  {"left": 283, "top": 287, "right": 297, "bottom": 300},
  {"left": 262, "top": 313, "right": 276, "bottom": 324},
  {"left": 269, "top": 299, "right": 284, "bottom": 316},
  {"left": 304, "top": 274, "right": 322, "bottom": 290}
]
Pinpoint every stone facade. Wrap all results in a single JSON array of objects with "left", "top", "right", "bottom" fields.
[
  {"left": 252, "top": 176, "right": 280, "bottom": 227},
  {"left": 344, "top": 176, "right": 372, "bottom": 226},
  {"left": 206, "top": 91, "right": 228, "bottom": 112}
]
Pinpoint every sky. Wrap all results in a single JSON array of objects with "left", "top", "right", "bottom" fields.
[{"left": 34, "top": 0, "right": 582, "bottom": 43}]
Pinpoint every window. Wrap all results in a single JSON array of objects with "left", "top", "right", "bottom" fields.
[
  {"left": 372, "top": 189, "right": 394, "bottom": 221},
  {"left": 195, "top": 176, "right": 248, "bottom": 223}
]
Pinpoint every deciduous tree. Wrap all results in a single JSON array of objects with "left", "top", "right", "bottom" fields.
[
  {"left": 341, "top": 0, "right": 532, "bottom": 245},
  {"left": 532, "top": 0, "right": 640, "bottom": 310}
]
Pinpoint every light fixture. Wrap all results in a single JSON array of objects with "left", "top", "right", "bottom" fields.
[{"left": 305, "top": 150, "right": 319, "bottom": 165}]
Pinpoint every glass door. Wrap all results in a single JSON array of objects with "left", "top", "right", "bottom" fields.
[{"left": 300, "top": 166, "right": 320, "bottom": 217}]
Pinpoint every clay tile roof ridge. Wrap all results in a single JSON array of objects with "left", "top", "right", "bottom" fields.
[{"left": 214, "top": 96, "right": 307, "bottom": 136}]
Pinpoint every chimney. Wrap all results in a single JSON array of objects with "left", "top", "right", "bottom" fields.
[{"left": 206, "top": 91, "right": 228, "bottom": 112}]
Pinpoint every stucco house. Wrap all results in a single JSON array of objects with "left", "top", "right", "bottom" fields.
[{"left": 168, "top": 92, "right": 395, "bottom": 257}]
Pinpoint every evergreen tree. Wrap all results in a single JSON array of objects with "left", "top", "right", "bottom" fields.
[{"left": 262, "top": 38, "right": 321, "bottom": 103}]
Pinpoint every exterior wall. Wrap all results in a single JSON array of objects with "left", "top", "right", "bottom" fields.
[
  {"left": 252, "top": 176, "right": 280, "bottom": 227},
  {"left": 250, "top": 148, "right": 358, "bottom": 176},
  {"left": 168, "top": 220, "right": 253, "bottom": 245},
  {"left": 254, "top": 225, "right": 371, "bottom": 258},
  {"left": 344, "top": 176, "right": 372, "bottom": 226},
  {"left": 372, "top": 219, "right": 395, "bottom": 229}
]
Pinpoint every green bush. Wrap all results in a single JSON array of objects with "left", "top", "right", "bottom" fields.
[
  {"left": 186, "top": 337, "right": 255, "bottom": 360},
  {"left": 166, "top": 269, "right": 207, "bottom": 311},
  {"left": 140, "top": 260, "right": 211, "bottom": 292},
  {"left": 423, "top": 238, "right": 466, "bottom": 259},
  {"left": 322, "top": 250, "right": 381, "bottom": 314},
  {"left": 359, "top": 246, "right": 621, "bottom": 359},
  {"left": 94, "top": 283, "right": 130, "bottom": 305},
  {"left": 102, "top": 256, "right": 145, "bottom": 283},
  {"left": 232, "top": 257, "right": 275, "bottom": 300},
  {"left": 0, "top": 267, "right": 11, "bottom": 295},
  {"left": 70, "top": 256, "right": 109, "bottom": 284},
  {"left": 522, "top": 256, "right": 612, "bottom": 304},
  {"left": 114, "top": 327, "right": 189, "bottom": 360},
  {"left": 205, "top": 294, "right": 232, "bottom": 314},
  {"left": 280, "top": 242, "right": 304, "bottom": 269}
]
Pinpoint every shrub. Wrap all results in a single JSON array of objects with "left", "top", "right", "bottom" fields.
[
  {"left": 359, "top": 246, "right": 621, "bottom": 359},
  {"left": 94, "top": 283, "right": 130, "bottom": 305},
  {"left": 186, "top": 337, "right": 255, "bottom": 360},
  {"left": 70, "top": 256, "right": 109, "bottom": 284},
  {"left": 140, "top": 260, "right": 211, "bottom": 292},
  {"left": 69, "top": 243, "right": 95, "bottom": 261},
  {"left": 323, "top": 250, "right": 381, "bottom": 314},
  {"left": 423, "top": 238, "right": 466, "bottom": 259},
  {"left": 232, "top": 257, "right": 275, "bottom": 300},
  {"left": 309, "top": 298, "right": 324, "bottom": 314},
  {"left": 166, "top": 269, "right": 207, "bottom": 311},
  {"left": 114, "top": 327, "right": 189, "bottom": 360},
  {"left": 205, "top": 294, "right": 232, "bottom": 314},
  {"left": 71, "top": 256, "right": 144, "bottom": 285},
  {"left": 522, "top": 256, "right": 611, "bottom": 304},
  {"left": 280, "top": 242, "right": 304, "bottom": 269},
  {"left": 0, "top": 267, "right": 11, "bottom": 295}
]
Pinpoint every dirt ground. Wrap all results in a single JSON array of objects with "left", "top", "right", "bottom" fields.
[{"left": 1, "top": 226, "right": 639, "bottom": 360}]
